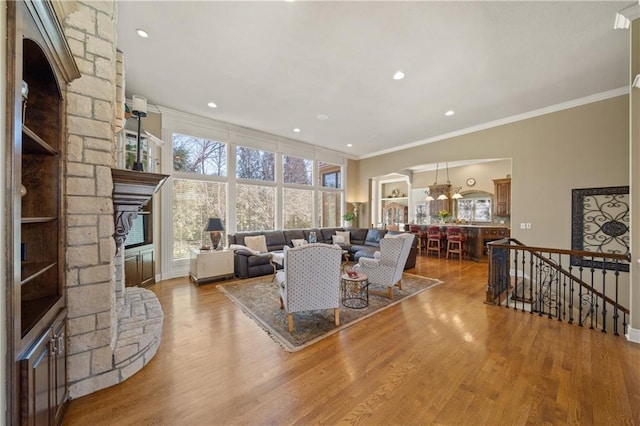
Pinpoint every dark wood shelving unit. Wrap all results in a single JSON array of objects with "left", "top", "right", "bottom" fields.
[{"left": 5, "top": 1, "right": 80, "bottom": 424}]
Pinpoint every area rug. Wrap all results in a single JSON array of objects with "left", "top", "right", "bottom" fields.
[{"left": 218, "top": 273, "right": 443, "bottom": 352}]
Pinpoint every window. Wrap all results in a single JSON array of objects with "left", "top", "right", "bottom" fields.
[
  {"left": 236, "top": 184, "right": 276, "bottom": 231},
  {"left": 236, "top": 146, "right": 275, "bottom": 181},
  {"left": 283, "top": 188, "right": 313, "bottom": 229},
  {"left": 173, "top": 133, "right": 226, "bottom": 176},
  {"left": 318, "top": 191, "right": 342, "bottom": 228},
  {"left": 172, "top": 179, "right": 227, "bottom": 260},
  {"left": 283, "top": 155, "right": 312, "bottom": 185},
  {"left": 457, "top": 198, "right": 492, "bottom": 222},
  {"left": 319, "top": 161, "right": 341, "bottom": 189}
]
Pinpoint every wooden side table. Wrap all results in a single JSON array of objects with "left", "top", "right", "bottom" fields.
[
  {"left": 341, "top": 273, "right": 369, "bottom": 309},
  {"left": 189, "top": 249, "right": 234, "bottom": 286}
]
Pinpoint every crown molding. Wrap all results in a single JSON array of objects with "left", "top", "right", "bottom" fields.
[{"left": 357, "top": 87, "right": 629, "bottom": 160}]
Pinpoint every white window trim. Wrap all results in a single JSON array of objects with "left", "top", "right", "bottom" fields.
[{"left": 157, "top": 108, "right": 348, "bottom": 281}]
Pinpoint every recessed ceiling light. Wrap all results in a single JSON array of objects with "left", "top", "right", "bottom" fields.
[
  {"left": 445, "top": 110, "right": 455, "bottom": 116},
  {"left": 136, "top": 29, "right": 149, "bottom": 38},
  {"left": 393, "top": 71, "right": 405, "bottom": 80},
  {"left": 317, "top": 114, "right": 329, "bottom": 120},
  {"left": 207, "top": 102, "right": 217, "bottom": 108},
  {"left": 346, "top": 143, "right": 353, "bottom": 147},
  {"left": 293, "top": 128, "right": 301, "bottom": 133}
]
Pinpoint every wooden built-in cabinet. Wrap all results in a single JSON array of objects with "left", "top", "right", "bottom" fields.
[
  {"left": 493, "top": 178, "right": 511, "bottom": 217},
  {"left": 465, "top": 226, "right": 511, "bottom": 262},
  {"left": 125, "top": 244, "right": 155, "bottom": 287},
  {"left": 5, "top": 1, "right": 80, "bottom": 424}
]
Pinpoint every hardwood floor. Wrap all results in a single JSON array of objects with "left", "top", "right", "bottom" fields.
[{"left": 63, "top": 255, "right": 640, "bottom": 425}]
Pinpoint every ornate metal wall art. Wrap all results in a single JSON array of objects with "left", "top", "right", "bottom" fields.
[{"left": 571, "top": 186, "right": 629, "bottom": 272}]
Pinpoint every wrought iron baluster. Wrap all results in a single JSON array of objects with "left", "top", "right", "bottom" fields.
[
  {"left": 589, "top": 256, "right": 596, "bottom": 330},
  {"left": 601, "top": 260, "right": 607, "bottom": 333},
  {"left": 528, "top": 251, "right": 534, "bottom": 315},
  {"left": 614, "top": 260, "right": 620, "bottom": 336},
  {"left": 568, "top": 263, "right": 575, "bottom": 324}
]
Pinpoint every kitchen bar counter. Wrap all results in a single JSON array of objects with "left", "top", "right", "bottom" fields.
[{"left": 420, "top": 224, "right": 510, "bottom": 262}]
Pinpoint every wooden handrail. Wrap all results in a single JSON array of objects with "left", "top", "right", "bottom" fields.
[
  {"left": 488, "top": 238, "right": 630, "bottom": 315},
  {"left": 489, "top": 238, "right": 630, "bottom": 262}
]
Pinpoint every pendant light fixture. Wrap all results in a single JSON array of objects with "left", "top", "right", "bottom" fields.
[{"left": 435, "top": 162, "right": 450, "bottom": 200}]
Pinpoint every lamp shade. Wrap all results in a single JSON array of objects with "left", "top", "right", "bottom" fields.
[{"left": 204, "top": 218, "right": 225, "bottom": 232}]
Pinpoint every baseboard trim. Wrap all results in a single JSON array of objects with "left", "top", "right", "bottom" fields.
[{"left": 626, "top": 326, "right": 640, "bottom": 344}]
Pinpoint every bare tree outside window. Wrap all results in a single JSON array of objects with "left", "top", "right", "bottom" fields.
[
  {"left": 172, "top": 179, "right": 227, "bottom": 260},
  {"left": 236, "top": 184, "right": 276, "bottom": 231},
  {"left": 283, "top": 155, "right": 312, "bottom": 185},
  {"left": 319, "top": 191, "right": 341, "bottom": 227},
  {"left": 283, "top": 188, "right": 313, "bottom": 229},
  {"left": 173, "top": 133, "right": 226, "bottom": 176},
  {"left": 236, "top": 146, "right": 275, "bottom": 181}
]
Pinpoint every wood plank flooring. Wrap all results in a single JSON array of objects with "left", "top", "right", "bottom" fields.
[{"left": 62, "top": 255, "right": 640, "bottom": 425}]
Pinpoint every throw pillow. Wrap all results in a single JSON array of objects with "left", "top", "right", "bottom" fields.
[
  {"left": 291, "top": 239, "right": 308, "bottom": 247},
  {"left": 384, "top": 232, "right": 411, "bottom": 239},
  {"left": 336, "top": 230, "right": 351, "bottom": 245},
  {"left": 229, "top": 244, "right": 261, "bottom": 255},
  {"left": 244, "top": 235, "right": 268, "bottom": 253},
  {"left": 332, "top": 235, "right": 345, "bottom": 244}
]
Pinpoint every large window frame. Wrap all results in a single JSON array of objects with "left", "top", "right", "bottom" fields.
[{"left": 159, "top": 111, "right": 346, "bottom": 280}]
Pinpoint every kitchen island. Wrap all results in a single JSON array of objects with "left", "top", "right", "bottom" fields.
[{"left": 424, "top": 224, "right": 510, "bottom": 262}]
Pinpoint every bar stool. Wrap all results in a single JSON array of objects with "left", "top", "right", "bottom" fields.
[
  {"left": 409, "top": 224, "right": 422, "bottom": 251},
  {"left": 446, "top": 227, "right": 466, "bottom": 260},
  {"left": 426, "top": 226, "right": 443, "bottom": 258}
]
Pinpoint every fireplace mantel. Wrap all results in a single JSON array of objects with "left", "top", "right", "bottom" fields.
[{"left": 111, "top": 168, "right": 168, "bottom": 250}]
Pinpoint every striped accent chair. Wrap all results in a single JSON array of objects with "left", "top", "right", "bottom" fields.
[{"left": 275, "top": 243, "right": 343, "bottom": 332}]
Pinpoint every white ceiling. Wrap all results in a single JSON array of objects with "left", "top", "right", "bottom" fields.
[{"left": 116, "top": 1, "right": 633, "bottom": 159}]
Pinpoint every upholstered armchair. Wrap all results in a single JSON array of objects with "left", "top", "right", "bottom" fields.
[
  {"left": 354, "top": 234, "right": 415, "bottom": 299},
  {"left": 275, "top": 243, "right": 343, "bottom": 332}
]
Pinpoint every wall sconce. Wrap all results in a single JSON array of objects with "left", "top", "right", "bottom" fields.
[
  {"left": 131, "top": 95, "right": 147, "bottom": 171},
  {"left": 351, "top": 202, "right": 361, "bottom": 217}
]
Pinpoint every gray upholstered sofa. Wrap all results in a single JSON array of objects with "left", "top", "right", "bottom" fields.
[{"left": 227, "top": 227, "right": 418, "bottom": 279}]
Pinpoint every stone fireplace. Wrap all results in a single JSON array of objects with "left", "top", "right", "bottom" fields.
[{"left": 60, "top": 0, "right": 167, "bottom": 398}]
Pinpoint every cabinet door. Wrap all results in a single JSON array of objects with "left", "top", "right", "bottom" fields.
[
  {"left": 493, "top": 179, "right": 511, "bottom": 216},
  {"left": 140, "top": 248, "right": 155, "bottom": 286},
  {"left": 20, "top": 328, "right": 52, "bottom": 426},
  {"left": 52, "top": 318, "right": 67, "bottom": 425},
  {"left": 124, "top": 253, "right": 140, "bottom": 287}
]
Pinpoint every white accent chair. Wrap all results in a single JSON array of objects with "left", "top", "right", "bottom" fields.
[
  {"left": 275, "top": 243, "right": 343, "bottom": 333},
  {"left": 354, "top": 233, "right": 415, "bottom": 299}
]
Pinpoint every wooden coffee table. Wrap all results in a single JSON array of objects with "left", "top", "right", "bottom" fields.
[{"left": 341, "top": 273, "right": 369, "bottom": 309}]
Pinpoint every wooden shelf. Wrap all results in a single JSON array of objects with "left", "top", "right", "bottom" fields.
[
  {"left": 21, "top": 295, "right": 59, "bottom": 337},
  {"left": 21, "top": 261, "right": 57, "bottom": 285},
  {"left": 21, "top": 216, "right": 57, "bottom": 224},
  {"left": 22, "top": 125, "right": 57, "bottom": 155}
]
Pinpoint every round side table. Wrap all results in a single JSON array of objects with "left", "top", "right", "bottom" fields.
[{"left": 341, "top": 273, "right": 369, "bottom": 309}]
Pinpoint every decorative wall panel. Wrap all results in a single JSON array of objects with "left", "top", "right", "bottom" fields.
[{"left": 571, "top": 186, "right": 629, "bottom": 271}]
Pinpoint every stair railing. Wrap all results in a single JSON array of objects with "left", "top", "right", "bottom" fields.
[{"left": 486, "top": 238, "right": 630, "bottom": 335}]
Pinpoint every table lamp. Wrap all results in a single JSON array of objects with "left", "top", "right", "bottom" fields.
[{"left": 204, "top": 218, "right": 225, "bottom": 250}]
